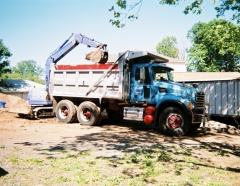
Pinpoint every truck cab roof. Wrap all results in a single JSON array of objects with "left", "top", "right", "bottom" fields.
[{"left": 120, "top": 50, "right": 169, "bottom": 64}]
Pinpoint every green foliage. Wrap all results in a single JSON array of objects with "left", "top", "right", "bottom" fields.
[
  {"left": 0, "top": 40, "right": 12, "bottom": 79},
  {"left": 130, "top": 154, "right": 139, "bottom": 163},
  {"left": 160, "top": 0, "right": 240, "bottom": 24},
  {"left": 110, "top": 0, "right": 240, "bottom": 27},
  {"left": 159, "top": 0, "right": 204, "bottom": 15},
  {"left": 5, "top": 60, "right": 44, "bottom": 84},
  {"left": 109, "top": 0, "right": 142, "bottom": 28},
  {"left": 187, "top": 19, "right": 240, "bottom": 72},
  {"left": 157, "top": 151, "right": 172, "bottom": 162},
  {"left": 156, "top": 36, "right": 179, "bottom": 58}
]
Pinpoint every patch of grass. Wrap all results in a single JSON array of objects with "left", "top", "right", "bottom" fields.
[
  {"left": 25, "top": 158, "right": 44, "bottom": 165},
  {"left": 144, "top": 160, "right": 153, "bottom": 167},
  {"left": 157, "top": 151, "right": 172, "bottom": 162},
  {"left": 189, "top": 173, "right": 200, "bottom": 184},
  {"left": 86, "top": 161, "right": 96, "bottom": 166},
  {"left": 217, "top": 150, "right": 228, "bottom": 156},
  {"left": 56, "top": 176, "right": 69, "bottom": 183},
  {"left": 174, "top": 165, "right": 182, "bottom": 175},
  {"left": 1, "top": 143, "right": 240, "bottom": 186},
  {"left": 207, "top": 181, "right": 228, "bottom": 186},
  {"left": 10, "top": 156, "right": 20, "bottom": 164},
  {"left": 183, "top": 148, "right": 192, "bottom": 156},
  {"left": 78, "top": 150, "right": 91, "bottom": 156},
  {"left": 64, "top": 153, "right": 79, "bottom": 159},
  {"left": 0, "top": 145, "right": 5, "bottom": 149},
  {"left": 130, "top": 154, "right": 139, "bottom": 163},
  {"left": 75, "top": 172, "right": 89, "bottom": 184}
]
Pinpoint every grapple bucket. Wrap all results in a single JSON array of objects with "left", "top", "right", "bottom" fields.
[{"left": 85, "top": 44, "right": 108, "bottom": 64}]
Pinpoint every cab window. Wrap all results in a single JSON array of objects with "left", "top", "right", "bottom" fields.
[
  {"left": 135, "top": 67, "right": 150, "bottom": 84},
  {"left": 152, "top": 67, "right": 172, "bottom": 81}
]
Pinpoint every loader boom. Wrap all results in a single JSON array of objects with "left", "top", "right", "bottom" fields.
[{"left": 45, "top": 33, "right": 107, "bottom": 93}]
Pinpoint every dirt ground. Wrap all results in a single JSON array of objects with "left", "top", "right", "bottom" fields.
[
  {"left": 0, "top": 109, "right": 240, "bottom": 185},
  {"left": 0, "top": 109, "right": 240, "bottom": 157},
  {"left": 0, "top": 91, "right": 239, "bottom": 158}
]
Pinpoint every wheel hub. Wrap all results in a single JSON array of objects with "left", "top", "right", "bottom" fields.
[
  {"left": 84, "top": 110, "right": 91, "bottom": 119},
  {"left": 63, "top": 109, "right": 68, "bottom": 116},
  {"left": 167, "top": 114, "right": 182, "bottom": 129}
]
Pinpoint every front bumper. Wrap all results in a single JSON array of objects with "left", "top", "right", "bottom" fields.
[{"left": 190, "top": 108, "right": 207, "bottom": 124}]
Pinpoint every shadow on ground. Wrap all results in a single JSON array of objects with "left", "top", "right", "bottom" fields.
[
  {"left": 29, "top": 120, "right": 240, "bottom": 157},
  {"left": 0, "top": 167, "right": 8, "bottom": 177},
  {"left": 11, "top": 119, "right": 240, "bottom": 174}
]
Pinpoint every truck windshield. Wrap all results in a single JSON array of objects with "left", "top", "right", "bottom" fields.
[{"left": 152, "top": 66, "right": 173, "bottom": 81}]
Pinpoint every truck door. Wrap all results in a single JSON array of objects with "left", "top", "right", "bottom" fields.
[{"left": 130, "top": 66, "right": 152, "bottom": 103}]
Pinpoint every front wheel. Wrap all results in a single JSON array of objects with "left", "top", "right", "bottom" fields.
[{"left": 159, "top": 107, "right": 190, "bottom": 136}]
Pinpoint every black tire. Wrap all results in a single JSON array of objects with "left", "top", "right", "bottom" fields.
[
  {"left": 77, "top": 101, "right": 100, "bottom": 126},
  {"left": 55, "top": 100, "right": 76, "bottom": 123},
  {"left": 159, "top": 107, "right": 190, "bottom": 136}
]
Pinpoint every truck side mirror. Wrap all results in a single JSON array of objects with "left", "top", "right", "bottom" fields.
[{"left": 192, "top": 83, "right": 198, "bottom": 88}]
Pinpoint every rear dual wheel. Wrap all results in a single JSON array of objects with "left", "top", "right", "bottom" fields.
[
  {"left": 77, "top": 101, "right": 100, "bottom": 126},
  {"left": 55, "top": 100, "right": 77, "bottom": 123}
]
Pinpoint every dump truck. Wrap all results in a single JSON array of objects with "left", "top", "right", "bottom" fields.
[{"left": 18, "top": 33, "right": 207, "bottom": 136}]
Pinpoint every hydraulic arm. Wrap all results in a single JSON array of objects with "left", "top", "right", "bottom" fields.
[{"left": 45, "top": 33, "right": 108, "bottom": 93}]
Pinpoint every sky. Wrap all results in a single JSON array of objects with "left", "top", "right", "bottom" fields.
[{"left": 0, "top": 0, "right": 232, "bottom": 69}]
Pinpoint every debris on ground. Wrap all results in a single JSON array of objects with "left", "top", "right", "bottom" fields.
[
  {"left": 0, "top": 93, "right": 31, "bottom": 114},
  {"left": 204, "top": 120, "right": 240, "bottom": 134}
]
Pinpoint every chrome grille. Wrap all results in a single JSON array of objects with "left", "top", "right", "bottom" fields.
[{"left": 195, "top": 92, "right": 205, "bottom": 108}]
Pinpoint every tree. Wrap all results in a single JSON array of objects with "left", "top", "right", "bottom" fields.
[
  {"left": 110, "top": 0, "right": 240, "bottom": 27},
  {"left": 0, "top": 40, "right": 12, "bottom": 79},
  {"left": 177, "top": 38, "right": 187, "bottom": 60},
  {"left": 187, "top": 19, "right": 240, "bottom": 72},
  {"left": 6, "top": 60, "right": 44, "bottom": 84},
  {"left": 156, "top": 36, "right": 179, "bottom": 58}
]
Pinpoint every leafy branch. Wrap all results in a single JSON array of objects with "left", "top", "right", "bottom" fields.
[
  {"left": 110, "top": 0, "right": 240, "bottom": 27},
  {"left": 109, "top": 0, "right": 143, "bottom": 28},
  {"left": 215, "top": 0, "right": 240, "bottom": 24}
]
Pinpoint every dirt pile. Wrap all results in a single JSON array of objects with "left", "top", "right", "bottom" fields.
[{"left": 0, "top": 93, "right": 31, "bottom": 114}]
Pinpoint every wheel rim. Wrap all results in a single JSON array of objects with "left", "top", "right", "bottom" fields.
[
  {"left": 167, "top": 114, "right": 183, "bottom": 129},
  {"left": 81, "top": 108, "right": 92, "bottom": 122},
  {"left": 59, "top": 106, "right": 69, "bottom": 119}
]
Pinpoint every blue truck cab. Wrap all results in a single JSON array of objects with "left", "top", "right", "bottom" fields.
[{"left": 122, "top": 54, "right": 206, "bottom": 136}]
